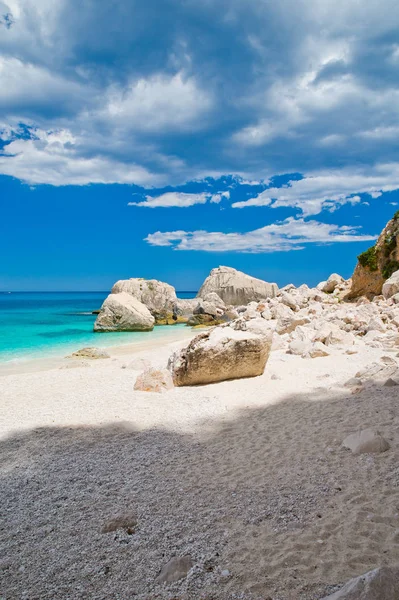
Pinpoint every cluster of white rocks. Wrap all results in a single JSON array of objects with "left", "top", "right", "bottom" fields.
[
  {"left": 161, "top": 268, "right": 399, "bottom": 388},
  {"left": 93, "top": 265, "right": 399, "bottom": 391},
  {"left": 93, "top": 266, "right": 279, "bottom": 331}
]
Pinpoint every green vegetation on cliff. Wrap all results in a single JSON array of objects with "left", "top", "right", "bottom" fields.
[{"left": 357, "top": 245, "right": 379, "bottom": 271}]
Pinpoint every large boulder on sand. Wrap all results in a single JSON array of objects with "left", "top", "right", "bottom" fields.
[
  {"left": 168, "top": 322, "right": 272, "bottom": 386},
  {"left": 111, "top": 278, "right": 177, "bottom": 320},
  {"left": 94, "top": 292, "right": 155, "bottom": 332},
  {"left": 197, "top": 266, "right": 278, "bottom": 305},
  {"left": 320, "top": 566, "right": 399, "bottom": 599}
]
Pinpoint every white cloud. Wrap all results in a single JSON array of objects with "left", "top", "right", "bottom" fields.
[
  {"left": 0, "top": 128, "right": 159, "bottom": 186},
  {"left": 2, "top": 0, "right": 399, "bottom": 189},
  {"left": 129, "top": 190, "right": 230, "bottom": 208},
  {"left": 0, "top": 56, "right": 88, "bottom": 116},
  {"left": 145, "top": 217, "right": 377, "bottom": 253},
  {"left": 358, "top": 126, "right": 399, "bottom": 140},
  {"left": 129, "top": 192, "right": 208, "bottom": 208},
  {"left": 104, "top": 72, "right": 213, "bottom": 132},
  {"left": 232, "top": 164, "right": 399, "bottom": 216},
  {"left": 209, "top": 190, "right": 230, "bottom": 203}
]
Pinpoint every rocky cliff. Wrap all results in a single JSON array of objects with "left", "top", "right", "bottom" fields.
[{"left": 348, "top": 212, "right": 399, "bottom": 299}]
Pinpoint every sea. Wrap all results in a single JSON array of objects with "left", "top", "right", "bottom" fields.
[{"left": 0, "top": 291, "right": 196, "bottom": 364}]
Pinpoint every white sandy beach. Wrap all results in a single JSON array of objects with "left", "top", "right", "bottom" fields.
[{"left": 1, "top": 330, "right": 399, "bottom": 599}]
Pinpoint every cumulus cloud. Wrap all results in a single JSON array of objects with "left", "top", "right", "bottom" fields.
[
  {"left": 129, "top": 190, "right": 230, "bottom": 208},
  {"left": 0, "top": 128, "right": 159, "bottom": 186},
  {"left": 1, "top": 0, "right": 399, "bottom": 187},
  {"left": 129, "top": 192, "right": 208, "bottom": 208},
  {"left": 232, "top": 164, "right": 399, "bottom": 216},
  {"left": 145, "top": 217, "right": 377, "bottom": 253},
  {"left": 104, "top": 73, "right": 213, "bottom": 132},
  {"left": 0, "top": 57, "right": 89, "bottom": 118}
]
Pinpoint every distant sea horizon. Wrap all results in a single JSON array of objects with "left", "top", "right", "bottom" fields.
[{"left": 0, "top": 291, "right": 197, "bottom": 363}]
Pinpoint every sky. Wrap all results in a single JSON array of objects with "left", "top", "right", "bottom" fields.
[{"left": 1, "top": 0, "right": 399, "bottom": 291}]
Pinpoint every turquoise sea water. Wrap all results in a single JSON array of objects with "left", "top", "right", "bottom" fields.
[{"left": 0, "top": 291, "right": 196, "bottom": 363}]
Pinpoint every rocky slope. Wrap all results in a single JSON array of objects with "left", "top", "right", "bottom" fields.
[{"left": 161, "top": 271, "right": 399, "bottom": 387}]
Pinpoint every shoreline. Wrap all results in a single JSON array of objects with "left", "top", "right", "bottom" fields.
[
  {"left": 1, "top": 336, "right": 398, "bottom": 600},
  {"left": 0, "top": 325, "right": 196, "bottom": 376}
]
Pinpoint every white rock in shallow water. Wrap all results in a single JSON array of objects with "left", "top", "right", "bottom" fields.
[
  {"left": 168, "top": 323, "right": 272, "bottom": 386},
  {"left": 134, "top": 368, "right": 174, "bottom": 393},
  {"left": 111, "top": 277, "right": 177, "bottom": 316},
  {"left": 320, "top": 566, "right": 399, "bottom": 599},
  {"left": 342, "top": 429, "right": 390, "bottom": 454},
  {"left": 94, "top": 292, "right": 155, "bottom": 332}
]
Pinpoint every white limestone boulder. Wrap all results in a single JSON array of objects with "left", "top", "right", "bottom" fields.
[
  {"left": 94, "top": 292, "right": 155, "bottom": 332},
  {"left": 193, "top": 300, "right": 224, "bottom": 318},
  {"left": 168, "top": 322, "right": 272, "bottom": 386},
  {"left": 382, "top": 270, "right": 399, "bottom": 299},
  {"left": 111, "top": 277, "right": 177, "bottom": 319},
  {"left": 197, "top": 266, "right": 278, "bottom": 305},
  {"left": 202, "top": 292, "right": 226, "bottom": 309},
  {"left": 324, "top": 275, "right": 345, "bottom": 294}
]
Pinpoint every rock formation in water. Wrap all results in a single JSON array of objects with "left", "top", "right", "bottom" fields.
[
  {"left": 94, "top": 292, "right": 155, "bottom": 332},
  {"left": 111, "top": 278, "right": 178, "bottom": 321}
]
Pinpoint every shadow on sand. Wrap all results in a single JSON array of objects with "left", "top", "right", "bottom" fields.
[{"left": 1, "top": 381, "right": 399, "bottom": 600}]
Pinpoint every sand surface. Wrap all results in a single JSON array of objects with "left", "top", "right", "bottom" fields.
[{"left": 1, "top": 336, "right": 399, "bottom": 599}]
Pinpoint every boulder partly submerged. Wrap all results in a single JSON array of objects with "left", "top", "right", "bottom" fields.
[
  {"left": 197, "top": 266, "right": 278, "bottom": 306},
  {"left": 100, "top": 277, "right": 198, "bottom": 325},
  {"left": 111, "top": 278, "right": 177, "bottom": 321},
  {"left": 168, "top": 320, "right": 272, "bottom": 386},
  {"left": 94, "top": 292, "right": 155, "bottom": 332}
]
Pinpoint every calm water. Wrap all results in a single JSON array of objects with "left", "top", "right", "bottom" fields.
[{"left": 0, "top": 291, "right": 196, "bottom": 363}]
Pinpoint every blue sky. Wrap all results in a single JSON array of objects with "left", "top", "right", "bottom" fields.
[{"left": 1, "top": 1, "right": 399, "bottom": 291}]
